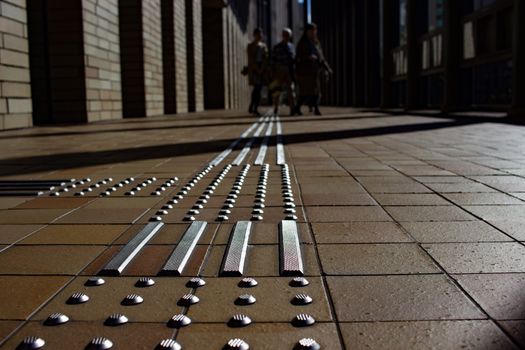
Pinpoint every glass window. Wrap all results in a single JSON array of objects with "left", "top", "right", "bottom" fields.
[{"left": 428, "top": 0, "right": 444, "bottom": 31}]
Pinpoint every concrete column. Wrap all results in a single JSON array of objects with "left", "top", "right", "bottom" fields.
[
  {"left": 202, "top": 3, "right": 225, "bottom": 109},
  {"left": 0, "top": 0, "right": 32, "bottom": 129},
  {"left": 352, "top": 0, "right": 365, "bottom": 107},
  {"left": 161, "top": 0, "right": 176, "bottom": 114},
  {"left": 511, "top": 0, "right": 525, "bottom": 118},
  {"left": 175, "top": 0, "right": 188, "bottom": 113},
  {"left": 364, "top": 0, "right": 380, "bottom": 107}
]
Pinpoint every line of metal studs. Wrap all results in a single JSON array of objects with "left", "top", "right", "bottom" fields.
[
  {"left": 250, "top": 164, "right": 269, "bottom": 221},
  {"left": 92, "top": 177, "right": 134, "bottom": 197},
  {"left": 282, "top": 164, "right": 298, "bottom": 220},
  {"left": 183, "top": 164, "right": 231, "bottom": 222},
  {"left": 149, "top": 165, "right": 215, "bottom": 222},
  {"left": 28, "top": 276, "right": 318, "bottom": 350},
  {"left": 109, "top": 176, "right": 156, "bottom": 197},
  {"left": 217, "top": 164, "right": 249, "bottom": 222},
  {"left": 51, "top": 178, "right": 92, "bottom": 196},
  {"left": 151, "top": 177, "right": 179, "bottom": 196}
]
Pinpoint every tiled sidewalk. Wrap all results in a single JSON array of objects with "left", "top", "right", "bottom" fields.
[{"left": 0, "top": 109, "right": 524, "bottom": 349}]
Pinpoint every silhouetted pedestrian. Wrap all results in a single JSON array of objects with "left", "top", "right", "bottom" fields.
[
  {"left": 292, "top": 23, "right": 332, "bottom": 116},
  {"left": 270, "top": 28, "right": 296, "bottom": 115},
  {"left": 246, "top": 28, "right": 268, "bottom": 116}
]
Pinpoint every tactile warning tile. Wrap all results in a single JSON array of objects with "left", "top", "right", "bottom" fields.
[
  {"left": 0, "top": 321, "right": 174, "bottom": 350},
  {"left": 34, "top": 277, "right": 187, "bottom": 322},
  {"left": 186, "top": 277, "right": 332, "bottom": 322},
  {"left": 176, "top": 323, "right": 342, "bottom": 349}
]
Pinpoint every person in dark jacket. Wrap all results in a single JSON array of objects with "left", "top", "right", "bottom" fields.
[
  {"left": 291, "top": 23, "right": 332, "bottom": 116},
  {"left": 270, "top": 28, "right": 296, "bottom": 115},
  {"left": 246, "top": 28, "right": 268, "bottom": 116}
]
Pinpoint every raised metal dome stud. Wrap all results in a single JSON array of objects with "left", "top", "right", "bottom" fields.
[
  {"left": 217, "top": 215, "right": 229, "bottom": 222},
  {"left": 223, "top": 203, "right": 234, "bottom": 209},
  {"left": 157, "top": 186, "right": 166, "bottom": 191},
  {"left": 18, "top": 336, "right": 45, "bottom": 349},
  {"left": 204, "top": 190, "right": 213, "bottom": 195},
  {"left": 251, "top": 215, "right": 263, "bottom": 221},
  {"left": 285, "top": 208, "right": 297, "bottom": 214},
  {"left": 285, "top": 202, "right": 296, "bottom": 208},
  {"left": 254, "top": 203, "right": 265, "bottom": 209},
  {"left": 150, "top": 216, "right": 163, "bottom": 222},
  {"left": 286, "top": 214, "right": 298, "bottom": 221},
  {"left": 187, "top": 277, "right": 206, "bottom": 288},
  {"left": 178, "top": 293, "right": 199, "bottom": 306},
  {"left": 44, "top": 312, "right": 69, "bottom": 326},
  {"left": 67, "top": 292, "right": 89, "bottom": 304},
  {"left": 75, "top": 191, "right": 85, "bottom": 196},
  {"left": 290, "top": 277, "right": 310, "bottom": 287},
  {"left": 162, "top": 204, "right": 173, "bottom": 210},
  {"left": 228, "top": 194, "right": 238, "bottom": 199},
  {"left": 156, "top": 210, "right": 169, "bottom": 215},
  {"left": 91, "top": 183, "right": 100, "bottom": 188},
  {"left": 226, "top": 199, "right": 236, "bottom": 204},
  {"left": 104, "top": 313, "right": 128, "bottom": 326},
  {"left": 168, "top": 199, "right": 178, "bottom": 205},
  {"left": 167, "top": 314, "right": 192, "bottom": 328},
  {"left": 101, "top": 191, "right": 111, "bottom": 196},
  {"left": 121, "top": 294, "right": 143, "bottom": 306},
  {"left": 192, "top": 204, "right": 204, "bottom": 210},
  {"left": 238, "top": 277, "right": 258, "bottom": 288},
  {"left": 188, "top": 209, "right": 200, "bottom": 215},
  {"left": 231, "top": 189, "right": 240, "bottom": 195},
  {"left": 174, "top": 194, "right": 183, "bottom": 199},
  {"left": 85, "top": 277, "right": 105, "bottom": 286},
  {"left": 146, "top": 179, "right": 153, "bottom": 184},
  {"left": 294, "top": 338, "right": 320, "bottom": 350},
  {"left": 292, "top": 294, "right": 313, "bottom": 305},
  {"left": 228, "top": 314, "right": 252, "bottom": 327},
  {"left": 220, "top": 209, "right": 231, "bottom": 215},
  {"left": 86, "top": 337, "right": 113, "bottom": 350},
  {"left": 171, "top": 177, "right": 179, "bottom": 181},
  {"left": 224, "top": 338, "right": 249, "bottom": 350},
  {"left": 235, "top": 294, "right": 256, "bottom": 306},
  {"left": 116, "top": 183, "right": 124, "bottom": 188},
  {"left": 252, "top": 209, "right": 264, "bottom": 215},
  {"left": 184, "top": 215, "right": 196, "bottom": 222},
  {"left": 135, "top": 277, "right": 155, "bottom": 287},
  {"left": 292, "top": 313, "right": 315, "bottom": 327},
  {"left": 156, "top": 339, "right": 182, "bottom": 350}
]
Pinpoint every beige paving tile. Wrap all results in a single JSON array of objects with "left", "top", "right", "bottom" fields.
[
  {"left": 361, "top": 183, "right": 432, "bottom": 194},
  {"left": 311, "top": 222, "right": 412, "bottom": 243},
  {"left": 15, "top": 197, "right": 93, "bottom": 209},
  {"left": 463, "top": 205, "right": 525, "bottom": 222},
  {"left": 400, "top": 221, "right": 512, "bottom": 243},
  {"left": 327, "top": 275, "right": 484, "bottom": 321},
  {"left": 83, "top": 197, "right": 163, "bottom": 209},
  {"left": 302, "top": 193, "right": 377, "bottom": 206},
  {"left": 0, "top": 209, "right": 72, "bottom": 224},
  {"left": 18, "top": 224, "right": 129, "bottom": 245},
  {"left": 454, "top": 273, "right": 525, "bottom": 320},
  {"left": 372, "top": 193, "right": 450, "bottom": 206},
  {"left": 319, "top": 244, "right": 440, "bottom": 275},
  {"left": 487, "top": 221, "right": 525, "bottom": 241},
  {"left": 0, "top": 276, "right": 71, "bottom": 320},
  {"left": 499, "top": 321, "right": 525, "bottom": 348},
  {"left": 386, "top": 206, "right": 476, "bottom": 222},
  {"left": 55, "top": 208, "right": 148, "bottom": 224},
  {"left": 426, "top": 183, "right": 497, "bottom": 193},
  {"left": 0, "top": 246, "right": 105, "bottom": 275},
  {"left": 176, "top": 323, "right": 342, "bottom": 349},
  {"left": 443, "top": 193, "right": 524, "bottom": 205},
  {"left": 423, "top": 243, "right": 525, "bottom": 273},
  {"left": 0, "top": 197, "right": 31, "bottom": 209},
  {"left": 340, "top": 321, "right": 517, "bottom": 350},
  {"left": 0, "top": 224, "right": 44, "bottom": 244},
  {"left": 307, "top": 206, "right": 392, "bottom": 222}
]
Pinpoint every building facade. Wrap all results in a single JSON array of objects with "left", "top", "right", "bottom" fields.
[{"left": 0, "top": 0, "right": 306, "bottom": 130}]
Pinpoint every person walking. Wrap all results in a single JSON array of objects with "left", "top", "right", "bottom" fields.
[
  {"left": 246, "top": 28, "right": 268, "bottom": 116},
  {"left": 270, "top": 28, "right": 296, "bottom": 115},
  {"left": 292, "top": 23, "right": 332, "bottom": 116}
]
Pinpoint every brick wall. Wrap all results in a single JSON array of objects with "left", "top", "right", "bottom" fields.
[
  {"left": 186, "top": 0, "right": 203, "bottom": 112},
  {"left": 82, "top": 0, "right": 122, "bottom": 122},
  {"left": 0, "top": 0, "right": 32, "bottom": 130},
  {"left": 142, "top": 0, "right": 163, "bottom": 116},
  {"left": 174, "top": 0, "right": 188, "bottom": 113}
]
